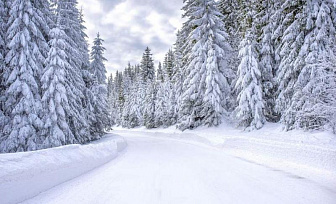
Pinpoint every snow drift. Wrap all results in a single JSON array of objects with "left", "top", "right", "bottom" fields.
[{"left": 0, "top": 134, "right": 127, "bottom": 204}]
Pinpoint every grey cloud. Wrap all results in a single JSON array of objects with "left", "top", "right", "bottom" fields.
[{"left": 79, "top": 0, "right": 183, "bottom": 74}]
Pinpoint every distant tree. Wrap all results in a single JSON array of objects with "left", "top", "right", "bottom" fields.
[
  {"left": 90, "top": 33, "right": 107, "bottom": 84},
  {"left": 157, "top": 62, "right": 164, "bottom": 83}
]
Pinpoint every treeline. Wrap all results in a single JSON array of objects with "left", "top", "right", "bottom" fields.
[
  {"left": 108, "top": 0, "right": 336, "bottom": 133},
  {"left": 0, "top": 0, "right": 110, "bottom": 153}
]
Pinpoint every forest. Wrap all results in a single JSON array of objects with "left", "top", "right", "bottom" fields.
[
  {"left": 0, "top": 0, "right": 336, "bottom": 153},
  {"left": 0, "top": 0, "right": 110, "bottom": 153},
  {"left": 107, "top": 0, "right": 336, "bottom": 132},
  {"left": 0, "top": 1, "right": 335, "bottom": 203}
]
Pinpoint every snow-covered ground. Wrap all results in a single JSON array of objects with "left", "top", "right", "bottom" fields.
[
  {"left": 19, "top": 132, "right": 336, "bottom": 204},
  {"left": 113, "top": 123, "right": 336, "bottom": 188},
  {"left": 0, "top": 134, "right": 127, "bottom": 204},
  {"left": 1, "top": 124, "right": 335, "bottom": 204}
]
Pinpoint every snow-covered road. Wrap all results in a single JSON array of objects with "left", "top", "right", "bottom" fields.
[{"left": 22, "top": 133, "right": 336, "bottom": 204}]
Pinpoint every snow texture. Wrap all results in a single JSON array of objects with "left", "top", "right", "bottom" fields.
[
  {"left": 113, "top": 123, "right": 336, "bottom": 176},
  {"left": 0, "top": 134, "right": 127, "bottom": 204},
  {"left": 19, "top": 130, "right": 336, "bottom": 204}
]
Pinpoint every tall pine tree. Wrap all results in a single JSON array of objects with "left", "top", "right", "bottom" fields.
[
  {"left": 179, "top": 0, "right": 233, "bottom": 130},
  {"left": 40, "top": 14, "right": 74, "bottom": 148},
  {"left": 90, "top": 33, "right": 111, "bottom": 136},
  {"left": 234, "top": 0, "right": 266, "bottom": 130},
  {"left": 1, "top": 0, "right": 48, "bottom": 152},
  {"left": 57, "top": 0, "right": 89, "bottom": 143}
]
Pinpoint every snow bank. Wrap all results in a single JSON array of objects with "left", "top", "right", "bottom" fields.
[
  {"left": 0, "top": 134, "right": 127, "bottom": 204},
  {"left": 113, "top": 123, "right": 336, "bottom": 184}
]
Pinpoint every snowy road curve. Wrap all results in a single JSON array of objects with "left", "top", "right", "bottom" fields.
[{"left": 23, "top": 133, "right": 336, "bottom": 204}]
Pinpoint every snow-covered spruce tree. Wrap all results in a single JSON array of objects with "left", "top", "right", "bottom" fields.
[
  {"left": 115, "top": 71, "right": 125, "bottom": 125},
  {"left": 57, "top": 0, "right": 89, "bottom": 143},
  {"left": 163, "top": 49, "right": 174, "bottom": 81},
  {"left": 144, "top": 82, "right": 156, "bottom": 129},
  {"left": 28, "top": 0, "right": 53, "bottom": 95},
  {"left": 218, "top": 0, "right": 240, "bottom": 33},
  {"left": 90, "top": 33, "right": 107, "bottom": 84},
  {"left": 140, "top": 47, "right": 155, "bottom": 126},
  {"left": 274, "top": 0, "right": 305, "bottom": 127},
  {"left": 107, "top": 74, "right": 116, "bottom": 125},
  {"left": 287, "top": 0, "right": 336, "bottom": 131},
  {"left": 107, "top": 74, "right": 113, "bottom": 100},
  {"left": 90, "top": 81, "right": 110, "bottom": 136},
  {"left": 121, "top": 66, "right": 132, "bottom": 127},
  {"left": 126, "top": 67, "right": 142, "bottom": 128},
  {"left": 257, "top": 0, "right": 278, "bottom": 122},
  {"left": 81, "top": 70, "right": 98, "bottom": 139},
  {"left": 179, "top": 0, "right": 233, "bottom": 130},
  {"left": 79, "top": 8, "right": 90, "bottom": 70},
  {"left": 218, "top": 0, "right": 241, "bottom": 86},
  {"left": 140, "top": 47, "right": 155, "bottom": 83},
  {"left": 0, "top": 0, "right": 7, "bottom": 136},
  {"left": 90, "top": 33, "right": 111, "bottom": 135},
  {"left": 162, "top": 50, "right": 178, "bottom": 127},
  {"left": 155, "top": 81, "right": 170, "bottom": 127},
  {"left": 172, "top": 30, "right": 184, "bottom": 122},
  {"left": 234, "top": 3, "right": 266, "bottom": 130},
  {"left": 1, "top": 0, "right": 48, "bottom": 152},
  {"left": 40, "top": 15, "right": 74, "bottom": 148},
  {"left": 78, "top": 9, "right": 103, "bottom": 139},
  {"left": 157, "top": 62, "right": 164, "bottom": 83},
  {"left": 32, "top": 0, "right": 54, "bottom": 42}
]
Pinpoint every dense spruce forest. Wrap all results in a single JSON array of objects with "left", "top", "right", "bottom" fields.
[
  {"left": 107, "top": 0, "right": 336, "bottom": 132},
  {"left": 0, "top": 0, "right": 110, "bottom": 153}
]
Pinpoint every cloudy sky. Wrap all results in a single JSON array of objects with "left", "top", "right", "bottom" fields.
[{"left": 77, "top": 0, "right": 184, "bottom": 75}]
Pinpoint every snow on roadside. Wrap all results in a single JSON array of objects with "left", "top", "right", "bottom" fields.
[
  {"left": 113, "top": 123, "right": 336, "bottom": 188},
  {"left": 0, "top": 134, "right": 127, "bottom": 204}
]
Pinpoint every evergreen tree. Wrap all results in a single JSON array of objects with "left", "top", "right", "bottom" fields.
[
  {"left": 139, "top": 47, "right": 155, "bottom": 124},
  {"left": 172, "top": 30, "right": 184, "bottom": 122},
  {"left": 218, "top": 0, "right": 241, "bottom": 84},
  {"left": 144, "top": 82, "right": 156, "bottom": 128},
  {"left": 115, "top": 71, "right": 125, "bottom": 125},
  {"left": 79, "top": 8, "right": 90, "bottom": 70},
  {"left": 155, "top": 81, "right": 171, "bottom": 127},
  {"left": 0, "top": 0, "right": 7, "bottom": 136},
  {"left": 79, "top": 8, "right": 99, "bottom": 138},
  {"left": 1, "top": 0, "right": 46, "bottom": 152},
  {"left": 163, "top": 49, "right": 174, "bottom": 81},
  {"left": 57, "top": 0, "right": 89, "bottom": 143},
  {"left": 258, "top": 0, "right": 278, "bottom": 122},
  {"left": 179, "top": 0, "right": 233, "bottom": 130},
  {"left": 121, "top": 66, "right": 132, "bottom": 127},
  {"left": 40, "top": 15, "right": 74, "bottom": 148},
  {"left": 90, "top": 33, "right": 107, "bottom": 84},
  {"left": 107, "top": 74, "right": 117, "bottom": 125},
  {"left": 141, "top": 47, "right": 155, "bottom": 83},
  {"left": 82, "top": 70, "right": 97, "bottom": 139},
  {"left": 90, "top": 33, "right": 110, "bottom": 135},
  {"left": 287, "top": 0, "right": 336, "bottom": 131},
  {"left": 275, "top": 0, "right": 305, "bottom": 124},
  {"left": 157, "top": 62, "right": 164, "bottom": 82},
  {"left": 127, "top": 69, "right": 142, "bottom": 128},
  {"left": 234, "top": 1, "right": 266, "bottom": 130}
]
